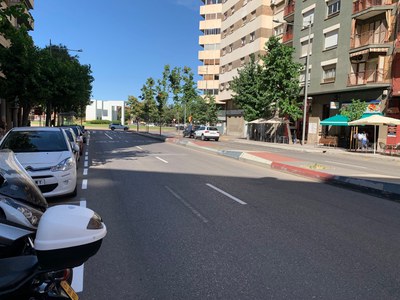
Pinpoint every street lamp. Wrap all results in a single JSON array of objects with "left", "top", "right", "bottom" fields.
[{"left": 273, "top": 19, "right": 312, "bottom": 145}]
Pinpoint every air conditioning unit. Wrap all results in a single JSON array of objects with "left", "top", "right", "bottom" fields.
[{"left": 351, "top": 53, "right": 368, "bottom": 62}]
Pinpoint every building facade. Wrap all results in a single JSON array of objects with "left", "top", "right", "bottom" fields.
[
  {"left": 85, "top": 100, "right": 126, "bottom": 124},
  {"left": 198, "top": 0, "right": 222, "bottom": 101},
  {"left": 285, "top": 0, "right": 398, "bottom": 147}
]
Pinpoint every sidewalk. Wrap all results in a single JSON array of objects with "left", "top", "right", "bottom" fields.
[{"left": 137, "top": 131, "right": 400, "bottom": 200}]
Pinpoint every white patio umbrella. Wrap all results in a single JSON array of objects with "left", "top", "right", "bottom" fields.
[{"left": 348, "top": 115, "right": 400, "bottom": 154}]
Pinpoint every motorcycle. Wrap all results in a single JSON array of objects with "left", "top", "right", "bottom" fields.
[
  {"left": 0, "top": 149, "right": 47, "bottom": 231},
  {"left": 0, "top": 204, "right": 107, "bottom": 299},
  {"left": 0, "top": 149, "right": 107, "bottom": 299}
]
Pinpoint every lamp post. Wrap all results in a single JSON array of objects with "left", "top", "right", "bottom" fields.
[{"left": 273, "top": 19, "right": 312, "bottom": 145}]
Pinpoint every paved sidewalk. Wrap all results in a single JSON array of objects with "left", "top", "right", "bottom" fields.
[{"left": 136, "top": 131, "right": 400, "bottom": 200}]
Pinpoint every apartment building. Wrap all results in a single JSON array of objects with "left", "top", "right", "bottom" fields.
[
  {"left": 198, "top": 0, "right": 222, "bottom": 102},
  {"left": 284, "top": 0, "right": 399, "bottom": 147}
]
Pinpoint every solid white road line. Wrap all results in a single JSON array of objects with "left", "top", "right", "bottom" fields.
[
  {"left": 82, "top": 179, "right": 88, "bottom": 190},
  {"left": 156, "top": 156, "right": 168, "bottom": 164},
  {"left": 206, "top": 183, "right": 247, "bottom": 205},
  {"left": 165, "top": 186, "right": 209, "bottom": 223}
]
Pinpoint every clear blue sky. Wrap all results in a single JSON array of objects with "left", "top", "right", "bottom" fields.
[{"left": 30, "top": 0, "right": 201, "bottom": 102}]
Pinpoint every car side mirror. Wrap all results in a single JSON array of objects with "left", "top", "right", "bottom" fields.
[{"left": 71, "top": 143, "right": 80, "bottom": 153}]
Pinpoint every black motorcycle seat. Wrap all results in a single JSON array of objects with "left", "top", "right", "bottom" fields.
[{"left": 0, "top": 255, "right": 38, "bottom": 292}]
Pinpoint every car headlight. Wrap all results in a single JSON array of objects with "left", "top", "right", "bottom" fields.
[
  {"left": 1, "top": 198, "right": 43, "bottom": 227},
  {"left": 51, "top": 157, "right": 74, "bottom": 172}
]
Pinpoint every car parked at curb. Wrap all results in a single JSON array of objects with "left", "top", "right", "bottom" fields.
[
  {"left": 109, "top": 123, "right": 129, "bottom": 131},
  {"left": 0, "top": 127, "right": 78, "bottom": 198},
  {"left": 61, "top": 127, "right": 80, "bottom": 164},
  {"left": 194, "top": 126, "right": 220, "bottom": 141}
]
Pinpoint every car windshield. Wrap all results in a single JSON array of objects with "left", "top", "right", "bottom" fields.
[
  {"left": 63, "top": 129, "right": 74, "bottom": 142},
  {"left": 0, "top": 130, "right": 68, "bottom": 152},
  {"left": 208, "top": 127, "right": 218, "bottom": 131}
]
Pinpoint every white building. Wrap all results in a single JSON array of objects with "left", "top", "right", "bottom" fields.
[{"left": 86, "top": 100, "right": 126, "bottom": 124}]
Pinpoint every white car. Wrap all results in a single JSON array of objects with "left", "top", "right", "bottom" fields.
[
  {"left": 194, "top": 126, "right": 220, "bottom": 141},
  {"left": 0, "top": 127, "right": 77, "bottom": 198},
  {"left": 109, "top": 123, "right": 129, "bottom": 131}
]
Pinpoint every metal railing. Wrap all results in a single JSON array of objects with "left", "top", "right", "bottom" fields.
[
  {"left": 283, "top": 1, "right": 295, "bottom": 18},
  {"left": 347, "top": 68, "right": 389, "bottom": 85},
  {"left": 350, "top": 28, "right": 387, "bottom": 48},
  {"left": 353, "top": 0, "right": 393, "bottom": 14}
]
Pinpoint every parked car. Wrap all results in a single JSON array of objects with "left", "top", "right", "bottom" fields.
[
  {"left": 109, "top": 123, "right": 129, "bottom": 131},
  {"left": 194, "top": 126, "right": 220, "bottom": 141},
  {"left": 0, "top": 127, "right": 78, "bottom": 198},
  {"left": 61, "top": 127, "right": 80, "bottom": 164},
  {"left": 183, "top": 125, "right": 201, "bottom": 138},
  {"left": 62, "top": 125, "right": 84, "bottom": 155}
]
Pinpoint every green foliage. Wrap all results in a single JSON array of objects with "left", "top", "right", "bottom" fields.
[
  {"left": 87, "top": 120, "right": 111, "bottom": 124},
  {"left": 340, "top": 99, "right": 368, "bottom": 121},
  {"left": 231, "top": 36, "right": 303, "bottom": 122}
]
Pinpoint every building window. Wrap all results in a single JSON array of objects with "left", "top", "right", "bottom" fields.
[
  {"left": 324, "top": 29, "right": 338, "bottom": 49},
  {"left": 251, "top": 10, "right": 256, "bottom": 21},
  {"left": 222, "top": 48, "right": 226, "bottom": 56},
  {"left": 241, "top": 37, "right": 246, "bottom": 46},
  {"left": 303, "top": 9, "right": 314, "bottom": 26},
  {"left": 223, "top": 29, "right": 227, "bottom": 38},
  {"left": 221, "top": 66, "right": 225, "bottom": 73},
  {"left": 231, "top": 6, "right": 235, "bottom": 15},
  {"left": 223, "top": 12, "right": 227, "bottom": 20},
  {"left": 274, "top": 25, "right": 284, "bottom": 36},
  {"left": 228, "top": 63, "right": 232, "bottom": 71},
  {"left": 240, "top": 57, "right": 245, "bottom": 66},
  {"left": 301, "top": 38, "right": 313, "bottom": 57},
  {"left": 229, "top": 44, "right": 233, "bottom": 52},
  {"left": 322, "top": 65, "right": 336, "bottom": 83},
  {"left": 327, "top": 0, "right": 340, "bottom": 17},
  {"left": 220, "top": 83, "right": 224, "bottom": 91},
  {"left": 230, "top": 25, "right": 234, "bottom": 34},
  {"left": 242, "top": 16, "right": 247, "bottom": 26},
  {"left": 250, "top": 32, "right": 255, "bottom": 42}
]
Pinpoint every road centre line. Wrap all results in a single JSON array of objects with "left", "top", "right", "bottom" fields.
[
  {"left": 156, "top": 156, "right": 168, "bottom": 164},
  {"left": 324, "top": 160, "right": 369, "bottom": 169},
  {"left": 206, "top": 184, "right": 247, "bottom": 205},
  {"left": 165, "top": 186, "right": 208, "bottom": 224}
]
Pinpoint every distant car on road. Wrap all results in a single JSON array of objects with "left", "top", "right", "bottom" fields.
[
  {"left": 194, "top": 126, "right": 220, "bottom": 141},
  {"left": 183, "top": 125, "right": 201, "bottom": 138},
  {"left": 109, "top": 123, "right": 129, "bottom": 131}
]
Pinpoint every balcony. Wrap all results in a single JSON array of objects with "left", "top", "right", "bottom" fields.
[
  {"left": 282, "top": 29, "right": 293, "bottom": 44},
  {"left": 283, "top": 1, "right": 295, "bottom": 21},
  {"left": 348, "top": 68, "right": 389, "bottom": 86},
  {"left": 353, "top": 0, "right": 394, "bottom": 18},
  {"left": 350, "top": 28, "right": 387, "bottom": 48}
]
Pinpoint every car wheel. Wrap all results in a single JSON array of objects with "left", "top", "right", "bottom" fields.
[
  {"left": 124, "top": 127, "right": 128, "bottom": 131},
  {"left": 111, "top": 127, "right": 115, "bottom": 131},
  {"left": 201, "top": 134, "right": 205, "bottom": 141},
  {"left": 215, "top": 138, "right": 219, "bottom": 142}
]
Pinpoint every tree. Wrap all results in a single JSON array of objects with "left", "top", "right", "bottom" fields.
[
  {"left": 230, "top": 54, "right": 265, "bottom": 122},
  {"left": 139, "top": 78, "right": 157, "bottom": 128},
  {"left": 155, "top": 65, "right": 170, "bottom": 133},
  {"left": 168, "top": 66, "right": 182, "bottom": 124},
  {"left": 340, "top": 99, "right": 367, "bottom": 121},
  {"left": 192, "top": 94, "right": 218, "bottom": 125},
  {"left": 231, "top": 36, "right": 303, "bottom": 122},
  {"left": 126, "top": 95, "right": 142, "bottom": 124},
  {"left": 181, "top": 67, "right": 198, "bottom": 124}
]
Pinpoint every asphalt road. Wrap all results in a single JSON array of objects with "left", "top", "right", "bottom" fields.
[{"left": 76, "top": 130, "right": 400, "bottom": 299}]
